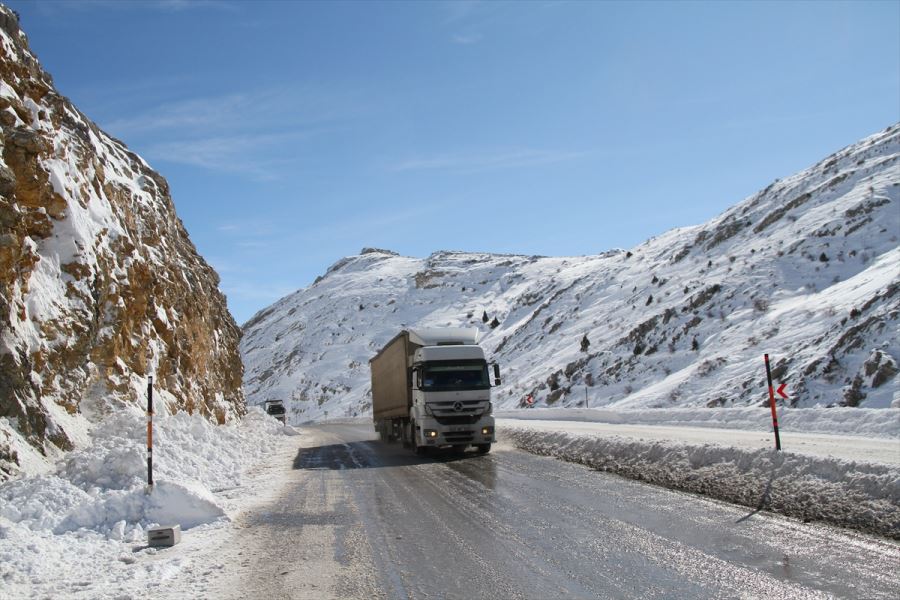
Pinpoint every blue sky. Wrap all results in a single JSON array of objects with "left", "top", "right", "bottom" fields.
[{"left": 8, "top": 0, "right": 899, "bottom": 324}]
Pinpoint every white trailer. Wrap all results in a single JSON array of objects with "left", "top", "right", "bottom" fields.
[{"left": 370, "top": 328, "right": 499, "bottom": 454}]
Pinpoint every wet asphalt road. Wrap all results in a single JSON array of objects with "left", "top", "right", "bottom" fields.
[{"left": 227, "top": 423, "right": 899, "bottom": 599}]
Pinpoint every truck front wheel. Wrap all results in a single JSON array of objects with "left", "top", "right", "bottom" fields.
[
  {"left": 410, "top": 420, "right": 428, "bottom": 455},
  {"left": 476, "top": 444, "right": 491, "bottom": 454},
  {"left": 400, "top": 420, "right": 411, "bottom": 448}
]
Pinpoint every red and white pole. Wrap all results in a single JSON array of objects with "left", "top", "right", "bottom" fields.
[
  {"left": 763, "top": 354, "right": 782, "bottom": 451},
  {"left": 147, "top": 375, "right": 154, "bottom": 486}
]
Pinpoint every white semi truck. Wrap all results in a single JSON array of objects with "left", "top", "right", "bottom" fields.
[{"left": 370, "top": 328, "right": 499, "bottom": 454}]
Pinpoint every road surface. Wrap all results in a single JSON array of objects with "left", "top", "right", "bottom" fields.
[{"left": 207, "top": 423, "right": 899, "bottom": 599}]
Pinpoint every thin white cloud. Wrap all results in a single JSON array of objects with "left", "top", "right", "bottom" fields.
[
  {"left": 452, "top": 33, "right": 483, "bottom": 45},
  {"left": 104, "top": 95, "right": 250, "bottom": 137},
  {"left": 102, "top": 86, "right": 348, "bottom": 138},
  {"left": 143, "top": 131, "right": 311, "bottom": 180},
  {"left": 390, "top": 148, "right": 584, "bottom": 173},
  {"left": 442, "top": 0, "right": 484, "bottom": 25},
  {"left": 215, "top": 220, "right": 278, "bottom": 236},
  {"left": 236, "top": 240, "right": 273, "bottom": 249},
  {"left": 443, "top": 0, "right": 488, "bottom": 45},
  {"left": 35, "top": 0, "right": 239, "bottom": 15},
  {"left": 100, "top": 85, "right": 362, "bottom": 180},
  {"left": 154, "top": 0, "right": 239, "bottom": 12}
]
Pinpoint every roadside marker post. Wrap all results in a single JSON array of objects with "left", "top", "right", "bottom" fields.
[
  {"left": 763, "top": 354, "right": 783, "bottom": 451},
  {"left": 147, "top": 375, "right": 154, "bottom": 487}
]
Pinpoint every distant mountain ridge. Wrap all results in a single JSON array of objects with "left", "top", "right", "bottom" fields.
[
  {"left": 0, "top": 7, "right": 243, "bottom": 479},
  {"left": 242, "top": 125, "right": 900, "bottom": 423}
]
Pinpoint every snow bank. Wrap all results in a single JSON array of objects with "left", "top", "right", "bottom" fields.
[
  {"left": 1, "top": 407, "right": 285, "bottom": 536},
  {"left": 0, "top": 407, "right": 293, "bottom": 596},
  {"left": 498, "top": 406, "right": 900, "bottom": 438},
  {"left": 504, "top": 426, "right": 900, "bottom": 540}
]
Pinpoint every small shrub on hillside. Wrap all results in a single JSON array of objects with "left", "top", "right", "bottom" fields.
[{"left": 753, "top": 298, "right": 770, "bottom": 312}]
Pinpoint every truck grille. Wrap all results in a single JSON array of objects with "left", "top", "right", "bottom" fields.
[
  {"left": 443, "top": 430, "right": 475, "bottom": 443},
  {"left": 428, "top": 400, "right": 489, "bottom": 420},
  {"left": 434, "top": 415, "right": 480, "bottom": 425}
]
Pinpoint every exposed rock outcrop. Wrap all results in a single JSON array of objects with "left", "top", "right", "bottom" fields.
[{"left": 0, "top": 6, "right": 243, "bottom": 480}]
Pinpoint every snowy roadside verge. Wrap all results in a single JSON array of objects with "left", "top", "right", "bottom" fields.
[
  {"left": 0, "top": 407, "right": 299, "bottom": 599},
  {"left": 503, "top": 426, "right": 900, "bottom": 540},
  {"left": 497, "top": 406, "right": 900, "bottom": 438}
]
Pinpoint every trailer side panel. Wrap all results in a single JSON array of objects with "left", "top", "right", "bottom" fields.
[{"left": 371, "top": 333, "right": 411, "bottom": 420}]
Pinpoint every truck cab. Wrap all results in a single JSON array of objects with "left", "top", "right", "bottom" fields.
[{"left": 409, "top": 342, "right": 496, "bottom": 452}]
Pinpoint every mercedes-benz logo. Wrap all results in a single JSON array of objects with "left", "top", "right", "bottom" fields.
[{"left": 453, "top": 401, "right": 464, "bottom": 412}]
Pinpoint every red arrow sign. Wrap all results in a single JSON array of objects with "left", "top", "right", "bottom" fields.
[{"left": 776, "top": 383, "right": 789, "bottom": 399}]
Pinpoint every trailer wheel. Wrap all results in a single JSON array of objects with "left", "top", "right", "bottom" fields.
[{"left": 476, "top": 444, "right": 491, "bottom": 454}]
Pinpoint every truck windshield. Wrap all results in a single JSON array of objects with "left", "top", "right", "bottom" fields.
[{"left": 422, "top": 361, "right": 490, "bottom": 391}]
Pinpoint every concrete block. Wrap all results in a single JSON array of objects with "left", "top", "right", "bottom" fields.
[{"left": 147, "top": 524, "right": 181, "bottom": 547}]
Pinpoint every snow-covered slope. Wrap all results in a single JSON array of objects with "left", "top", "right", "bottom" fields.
[
  {"left": 242, "top": 124, "right": 900, "bottom": 423},
  {"left": 0, "top": 7, "right": 243, "bottom": 479}
]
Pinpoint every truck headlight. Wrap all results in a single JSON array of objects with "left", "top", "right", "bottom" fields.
[
  {"left": 424, "top": 429, "right": 438, "bottom": 438},
  {"left": 481, "top": 426, "right": 494, "bottom": 435}
]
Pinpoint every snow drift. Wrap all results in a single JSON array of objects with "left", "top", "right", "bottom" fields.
[{"left": 0, "top": 406, "right": 293, "bottom": 596}]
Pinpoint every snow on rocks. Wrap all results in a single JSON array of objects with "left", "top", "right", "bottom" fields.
[
  {"left": 503, "top": 425, "right": 900, "bottom": 540},
  {"left": 0, "top": 406, "right": 294, "bottom": 597}
]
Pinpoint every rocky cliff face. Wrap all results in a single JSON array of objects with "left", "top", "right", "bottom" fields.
[
  {"left": 0, "top": 7, "right": 243, "bottom": 480},
  {"left": 242, "top": 125, "right": 899, "bottom": 422}
]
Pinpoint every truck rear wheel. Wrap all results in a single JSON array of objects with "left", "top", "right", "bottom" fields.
[{"left": 476, "top": 443, "right": 491, "bottom": 454}]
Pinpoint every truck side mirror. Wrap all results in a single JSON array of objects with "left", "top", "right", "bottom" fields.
[
  {"left": 493, "top": 363, "right": 501, "bottom": 386},
  {"left": 415, "top": 368, "right": 423, "bottom": 389}
]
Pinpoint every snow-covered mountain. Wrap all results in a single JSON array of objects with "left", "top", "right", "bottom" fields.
[
  {"left": 243, "top": 125, "right": 900, "bottom": 423},
  {"left": 0, "top": 7, "right": 243, "bottom": 479}
]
